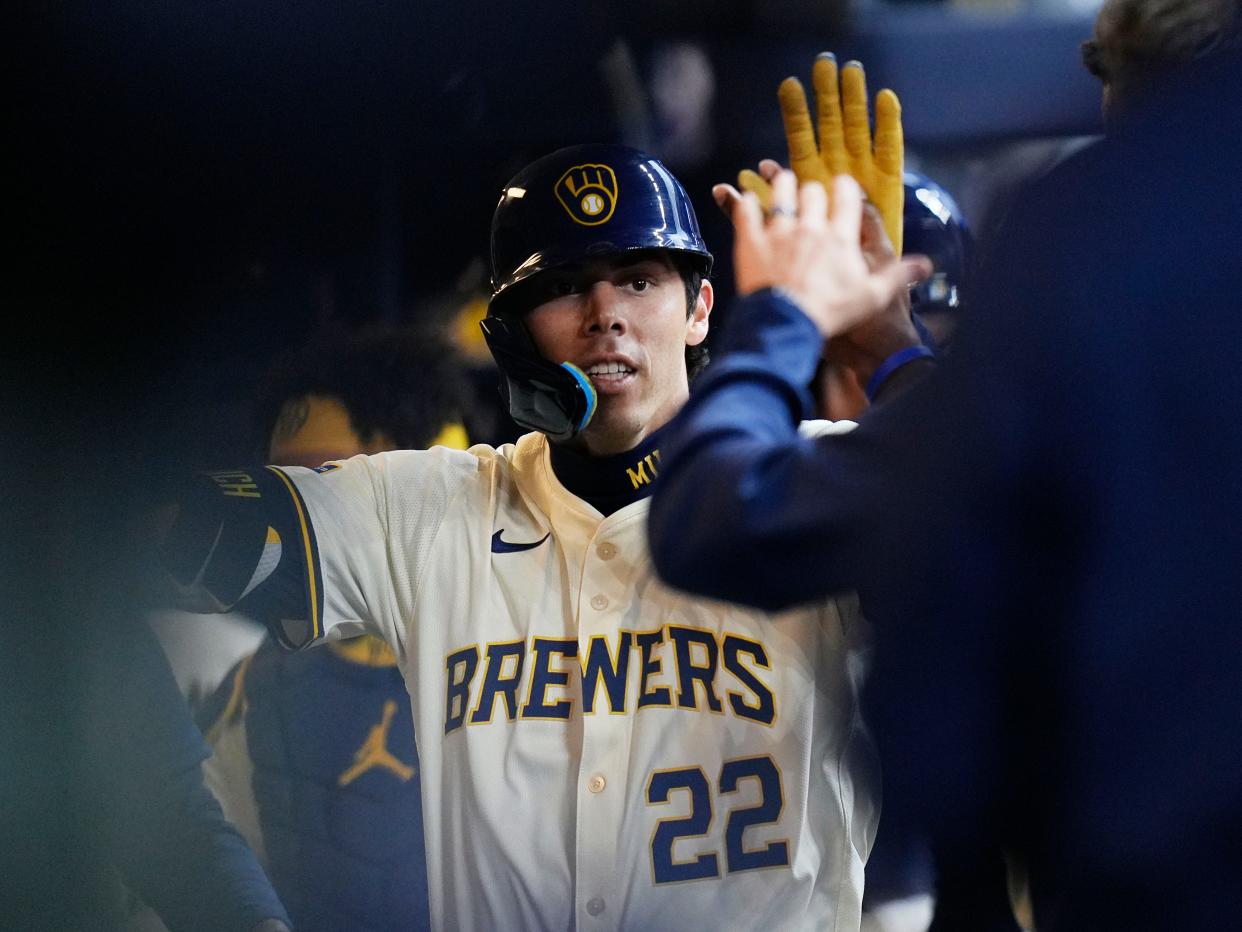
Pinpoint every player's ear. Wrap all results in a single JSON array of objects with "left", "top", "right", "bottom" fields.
[{"left": 686, "top": 279, "right": 713, "bottom": 347}]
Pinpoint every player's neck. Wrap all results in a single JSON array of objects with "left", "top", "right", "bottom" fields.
[
  {"left": 548, "top": 426, "right": 666, "bottom": 517},
  {"left": 564, "top": 423, "right": 649, "bottom": 459}
]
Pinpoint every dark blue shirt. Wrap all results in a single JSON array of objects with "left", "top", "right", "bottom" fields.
[
  {"left": 650, "top": 49, "right": 1242, "bottom": 932},
  {"left": 82, "top": 619, "right": 291, "bottom": 932}
]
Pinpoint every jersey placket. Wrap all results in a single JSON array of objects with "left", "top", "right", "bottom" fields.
[{"left": 572, "top": 514, "right": 638, "bottom": 930}]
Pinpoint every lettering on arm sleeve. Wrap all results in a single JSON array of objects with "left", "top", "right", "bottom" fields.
[{"left": 243, "top": 467, "right": 325, "bottom": 649}]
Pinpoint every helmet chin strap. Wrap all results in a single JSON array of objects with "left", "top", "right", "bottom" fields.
[{"left": 480, "top": 315, "right": 597, "bottom": 443}]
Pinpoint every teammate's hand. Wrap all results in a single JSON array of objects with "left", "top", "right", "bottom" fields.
[
  {"left": 714, "top": 169, "right": 930, "bottom": 340},
  {"left": 817, "top": 202, "right": 923, "bottom": 418},
  {"left": 777, "top": 53, "right": 904, "bottom": 256},
  {"left": 722, "top": 159, "right": 926, "bottom": 416}
]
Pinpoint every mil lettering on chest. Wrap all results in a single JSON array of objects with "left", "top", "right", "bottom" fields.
[{"left": 626, "top": 449, "right": 660, "bottom": 489}]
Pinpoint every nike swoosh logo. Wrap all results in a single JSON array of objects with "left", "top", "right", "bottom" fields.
[{"left": 491, "top": 529, "right": 550, "bottom": 554}]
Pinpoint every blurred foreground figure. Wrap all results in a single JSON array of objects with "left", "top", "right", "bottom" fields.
[
  {"left": 79, "top": 620, "right": 292, "bottom": 932},
  {"left": 651, "top": 48, "right": 1242, "bottom": 931}
]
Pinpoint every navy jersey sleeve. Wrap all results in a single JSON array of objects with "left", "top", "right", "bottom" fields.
[{"left": 649, "top": 290, "right": 919, "bottom": 610}]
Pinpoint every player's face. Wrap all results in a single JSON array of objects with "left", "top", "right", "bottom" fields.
[{"left": 524, "top": 253, "right": 712, "bottom": 456}]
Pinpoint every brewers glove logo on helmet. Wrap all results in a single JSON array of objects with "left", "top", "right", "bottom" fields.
[{"left": 554, "top": 163, "right": 618, "bottom": 226}]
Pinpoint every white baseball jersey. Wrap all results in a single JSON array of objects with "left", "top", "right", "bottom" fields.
[{"left": 275, "top": 428, "right": 878, "bottom": 931}]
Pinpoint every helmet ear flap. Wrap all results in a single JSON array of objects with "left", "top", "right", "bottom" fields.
[{"left": 480, "top": 315, "right": 597, "bottom": 442}]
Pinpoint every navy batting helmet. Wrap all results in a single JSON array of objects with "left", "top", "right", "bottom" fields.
[
  {"left": 903, "top": 170, "right": 972, "bottom": 319},
  {"left": 482, "top": 144, "right": 713, "bottom": 441}
]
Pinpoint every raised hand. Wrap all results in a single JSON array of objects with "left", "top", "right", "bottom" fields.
[
  {"left": 777, "top": 53, "right": 905, "bottom": 256},
  {"left": 714, "top": 169, "right": 929, "bottom": 341}
]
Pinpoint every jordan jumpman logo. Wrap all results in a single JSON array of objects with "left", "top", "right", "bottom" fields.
[{"left": 338, "top": 699, "right": 416, "bottom": 786}]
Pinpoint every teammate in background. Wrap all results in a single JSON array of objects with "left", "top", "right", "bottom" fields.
[
  {"left": 199, "top": 325, "right": 469, "bottom": 932},
  {"left": 160, "top": 77, "right": 929, "bottom": 927},
  {"left": 1081, "top": 0, "right": 1240, "bottom": 118},
  {"left": 649, "top": 43, "right": 1242, "bottom": 932},
  {"left": 252, "top": 323, "right": 470, "bottom": 469}
]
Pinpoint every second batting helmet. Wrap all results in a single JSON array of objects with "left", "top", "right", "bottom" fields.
[{"left": 903, "top": 170, "right": 973, "bottom": 319}]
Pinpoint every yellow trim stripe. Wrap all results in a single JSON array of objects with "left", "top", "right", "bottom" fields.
[
  {"left": 204, "top": 653, "right": 255, "bottom": 746},
  {"left": 329, "top": 635, "right": 398, "bottom": 668},
  {"left": 265, "top": 466, "right": 322, "bottom": 642}
]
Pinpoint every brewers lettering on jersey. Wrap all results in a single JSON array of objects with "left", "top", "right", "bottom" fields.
[{"left": 167, "top": 145, "right": 880, "bottom": 930}]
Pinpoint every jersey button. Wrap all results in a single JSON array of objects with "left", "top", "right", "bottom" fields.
[
  {"left": 587, "top": 774, "right": 606, "bottom": 793},
  {"left": 590, "top": 594, "right": 609, "bottom": 611},
  {"left": 596, "top": 542, "right": 617, "bottom": 560},
  {"left": 586, "top": 896, "right": 606, "bottom": 917}
]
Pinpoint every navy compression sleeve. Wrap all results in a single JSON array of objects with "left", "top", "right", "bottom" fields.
[{"left": 162, "top": 466, "right": 324, "bottom": 649}]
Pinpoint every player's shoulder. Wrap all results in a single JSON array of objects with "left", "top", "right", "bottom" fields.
[
  {"left": 296, "top": 438, "right": 540, "bottom": 522},
  {"left": 307, "top": 445, "right": 509, "bottom": 491},
  {"left": 369, "top": 440, "right": 519, "bottom": 472},
  {"left": 798, "top": 418, "right": 857, "bottom": 438}
]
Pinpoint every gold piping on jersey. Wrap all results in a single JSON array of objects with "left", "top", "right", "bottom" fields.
[
  {"left": 329, "top": 635, "right": 398, "bottom": 668},
  {"left": 265, "top": 465, "right": 322, "bottom": 642},
  {"left": 203, "top": 653, "right": 255, "bottom": 747}
]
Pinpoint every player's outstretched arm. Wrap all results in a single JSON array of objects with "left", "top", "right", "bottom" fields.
[
  {"left": 160, "top": 467, "right": 321, "bottom": 649},
  {"left": 649, "top": 320, "right": 921, "bottom": 610}
]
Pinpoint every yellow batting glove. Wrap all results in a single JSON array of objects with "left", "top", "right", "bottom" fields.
[
  {"left": 737, "top": 169, "right": 774, "bottom": 212},
  {"left": 868, "top": 86, "right": 905, "bottom": 257},
  {"left": 778, "top": 53, "right": 905, "bottom": 255},
  {"left": 777, "top": 77, "right": 834, "bottom": 191}
]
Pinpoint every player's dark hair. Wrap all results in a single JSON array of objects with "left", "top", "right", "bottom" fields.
[
  {"left": 672, "top": 254, "right": 709, "bottom": 381},
  {"left": 254, "top": 324, "right": 469, "bottom": 455}
]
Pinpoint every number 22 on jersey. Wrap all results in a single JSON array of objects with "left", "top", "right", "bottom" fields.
[{"left": 646, "top": 755, "right": 790, "bottom": 884}]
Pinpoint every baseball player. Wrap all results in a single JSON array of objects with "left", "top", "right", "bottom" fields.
[{"left": 162, "top": 87, "right": 923, "bottom": 928}]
